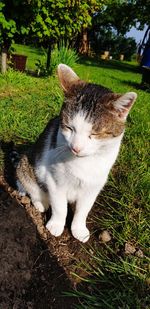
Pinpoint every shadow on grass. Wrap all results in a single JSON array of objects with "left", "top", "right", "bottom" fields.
[
  {"left": 67, "top": 269, "right": 149, "bottom": 309},
  {"left": 121, "top": 79, "right": 150, "bottom": 92},
  {"left": 109, "top": 76, "right": 141, "bottom": 90},
  {"left": 78, "top": 56, "right": 140, "bottom": 74},
  {"left": 108, "top": 75, "right": 150, "bottom": 92}
]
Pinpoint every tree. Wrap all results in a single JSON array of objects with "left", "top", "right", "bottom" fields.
[
  {"left": 0, "top": 0, "right": 34, "bottom": 73},
  {"left": 0, "top": 2, "right": 16, "bottom": 73},
  {"left": 132, "top": 0, "right": 150, "bottom": 29},
  {"left": 92, "top": 0, "right": 150, "bottom": 36},
  {"left": 89, "top": 0, "right": 149, "bottom": 59},
  {"left": 92, "top": 1, "right": 137, "bottom": 36},
  {"left": 30, "top": 0, "right": 104, "bottom": 69}
]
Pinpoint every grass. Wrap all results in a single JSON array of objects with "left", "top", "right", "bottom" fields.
[
  {"left": 0, "top": 47, "right": 149, "bottom": 308},
  {"left": 0, "top": 70, "right": 62, "bottom": 142},
  {"left": 12, "top": 43, "right": 46, "bottom": 70}
]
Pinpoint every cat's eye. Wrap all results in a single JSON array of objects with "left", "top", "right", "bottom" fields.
[
  {"left": 64, "top": 125, "right": 73, "bottom": 131},
  {"left": 89, "top": 134, "right": 98, "bottom": 139},
  {"left": 89, "top": 132, "right": 112, "bottom": 139}
]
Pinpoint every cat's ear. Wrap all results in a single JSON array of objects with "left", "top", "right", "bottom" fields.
[
  {"left": 112, "top": 92, "right": 137, "bottom": 120},
  {"left": 57, "top": 64, "right": 80, "bottom": 92}
]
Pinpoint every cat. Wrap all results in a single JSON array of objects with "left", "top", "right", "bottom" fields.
[{"left": 16, "top": 64, "right": 137, "bottom": 242}]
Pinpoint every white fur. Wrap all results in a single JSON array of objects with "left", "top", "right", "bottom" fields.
[{"left": 33, "top": 112, "right": 123, "bottom": 242}]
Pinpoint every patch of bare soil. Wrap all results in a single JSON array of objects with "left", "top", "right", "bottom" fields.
[{"left": 0, "top": 172, "right": 103, "bottom": 309}]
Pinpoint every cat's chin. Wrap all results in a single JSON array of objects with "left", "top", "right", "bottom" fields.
[{"left": 72, "top": 152, "right": 92, "bottom": 158}]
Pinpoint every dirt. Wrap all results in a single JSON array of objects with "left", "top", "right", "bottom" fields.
[
  {"left": 0, "top": 140, "right": 109, "bottom": 308},
  {"left": 0, "top": 170, "right": 104, "bottom": 309}
]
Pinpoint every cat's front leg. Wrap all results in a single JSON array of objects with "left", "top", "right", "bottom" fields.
[
  {"left": 46, "top": 189, "right": 67, "bottom": 237},
  {"left": 71, "top": 187, "right": 100, "bottom": 243}
]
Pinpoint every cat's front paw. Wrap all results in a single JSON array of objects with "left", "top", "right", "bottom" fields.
[
  {"left": 46, "top": 219, "right": 64, "bottom": 237},
  {"left": 33, "top": 201, "right": 45, "bottom": 213},
  {"left": 71, "top": 226, "right": 90, "bottom": 243}
]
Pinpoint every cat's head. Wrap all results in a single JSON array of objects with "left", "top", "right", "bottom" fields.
[{"left": 57, "top": 64, "right": 137, "bottom": 157}]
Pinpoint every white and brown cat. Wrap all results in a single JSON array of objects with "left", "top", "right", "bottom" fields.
[{"left": 16, "top": 64, "right": 137, "bottom": 242}]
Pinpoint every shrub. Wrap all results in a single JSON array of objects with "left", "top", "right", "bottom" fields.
[{"left": 50, "top": 45, "right": 79, "bottom": 74}]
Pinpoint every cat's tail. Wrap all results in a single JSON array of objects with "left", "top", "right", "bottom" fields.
[
  {"left": 0, "top": 141, "right": 20, "bottom": 188},
  {"left": 9, "top": 150, "right": 20, "bottom": 168},
  {"left": 9, "top": 149, "right": 27, "bottom": 196}
]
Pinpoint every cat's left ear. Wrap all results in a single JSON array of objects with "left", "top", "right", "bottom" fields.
[
  {"left": 113, "top": 92, "right": 137, "bottom": 120},
  {"left": 57, "top": 64, "right": 80, "bottom": 92}
]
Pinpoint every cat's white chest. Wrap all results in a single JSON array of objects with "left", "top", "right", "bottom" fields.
[
  {"left": 50, "top": 152, "right": 113, "bottom": 188},
  {"left": 67, "top": 156, "right": 106, "bottom": 184}
]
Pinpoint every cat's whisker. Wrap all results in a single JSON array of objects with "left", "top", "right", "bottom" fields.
[
  {"left": 55, "top": 144, "right": 67, "bottom": 150},
  {"left": 51, "top": 143, "right": 67, "bottom": 150},
  {"left": 53, "top": 146, "right": 68, "bottom": 160}
]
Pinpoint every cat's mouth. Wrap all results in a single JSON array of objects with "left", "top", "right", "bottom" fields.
[{"left": 70, "top": 149, "right": 90, "bottom": 158}]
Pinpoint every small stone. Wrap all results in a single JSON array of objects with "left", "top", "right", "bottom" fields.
[
  {"left": 125, "top": 242, "right": 136, "bottom": 255},
  {"left": 21, "top": 196, "right": 30, "bottom": 204},
  {"left": 42, "top": 232, "right": 48, "bottom": 240},
  {"left": 37, "top": 225, "right": 44, "bottom": 234},
  {"left": 135, "top": 249, "right": 144, "bottom": 258},
  {"left": 99, "top": 230, "right": 111, "bottom": 242},
  {"left": 89, "top": 249, "right": 94, "bottom": 255},
  {"left": 24, "top": 271, "right": 31, "bottom": 281},
  {"left": 11, "top": 190, "right": 17, "bottom": 197},
  {"left": 27, "top": 301, "right": 33, "bottom": 309}
]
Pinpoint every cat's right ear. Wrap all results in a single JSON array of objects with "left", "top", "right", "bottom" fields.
[{"left": 57, "top": 64, "right": 80, "bottom": 92}]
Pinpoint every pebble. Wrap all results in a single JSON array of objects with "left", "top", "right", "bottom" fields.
[
  {"left": 125, "top": 242, "right": 136, "bottom": 255},
  {"left": 89, "top": 249, "right": 94, "bottom": 255},
  {"left": 24, "top": 271, "right": 31, "bottom": 281},
  {"left": 27, "top": 301, "right": 33, "bottom": 309},
  {"left": 99, "top": 230, "right": 111, "bottom": 242},
  {"left": 21, "top": 196, "right": 30, "bottom": 204},
  {"left": 135, "top": 249, "right": 144, "bottom": 258}
]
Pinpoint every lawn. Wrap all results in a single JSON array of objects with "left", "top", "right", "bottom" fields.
[
  {"left": 0, "top": 48, "right": 149, "bottom": 308},
  {"left": 12, "top": 43, "right": 46, "bottom": 71}
]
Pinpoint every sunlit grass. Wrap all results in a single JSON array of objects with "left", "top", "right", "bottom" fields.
[
  {"left": 12, "top": 43, "right": 46, "bottom": 71},
  {"left": 0, "top": 50, "right": 149, "bottom": 308}
]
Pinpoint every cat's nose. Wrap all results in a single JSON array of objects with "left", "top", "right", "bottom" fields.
[{"left": 71, "top": 146, "right": 81, "bottom": 155}]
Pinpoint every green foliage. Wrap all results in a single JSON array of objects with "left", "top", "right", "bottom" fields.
[
  {"left": 33, "top": 45, "right": 79, "bottom": 76},
  {"left": 0, "top": 0, "right": 105, "bottom": 71},
  {"left": 0, "top": 2, "right": 16, "bottom": 48},
  {"left": 12, "top": 43, "right": 78, "bottom": 75},
  {"left": 133, "top": 0, "right": 150, "bottom": 29},
  {"left": 93, "top": 1, "right": 136, "bottom": 36},
  {"left": 50, "top": 45, "right": 79, "bottom": 74},
  {"left": 90, "top": 28, "right": 137, "bottom": 60},
  {"left": 92, "top": 0, "right": 150, "bottom": 37},
  {"left": 0, "top": 0, "right": 32, "bottom": 49},
  {"left": 31, "top": 0, "right": 103, "bottom": 44}
]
